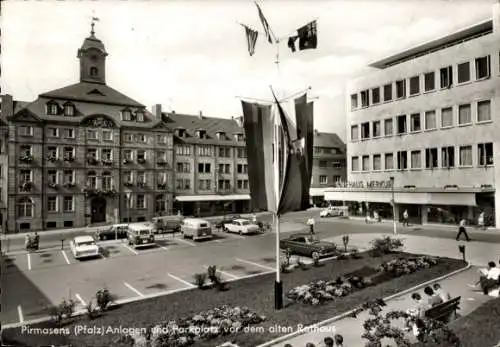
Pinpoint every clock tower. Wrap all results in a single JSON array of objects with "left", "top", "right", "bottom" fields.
[{"left": 77, "top": 20, "right": 108, "bottom": 84}]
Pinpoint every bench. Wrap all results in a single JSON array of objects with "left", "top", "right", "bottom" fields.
[{"left": 424, "top": 296, "right": 461, "bottom": 322}]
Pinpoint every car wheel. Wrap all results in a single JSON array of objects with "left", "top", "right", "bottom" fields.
[
  {"left": 239, "top": 231, "right": 242, "bottom": 235},
  {"left": 223, "top": 227, "right": 228, "bottom": 232},
  {"left": 311, "top": 251, "right": 320, "bottom": 259}
]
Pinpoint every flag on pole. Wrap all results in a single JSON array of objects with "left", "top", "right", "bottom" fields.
[
  {"left": 242, "top": 25, "right": 259, "bottom": 56},
  {"left": 287, "top": 36, "right": 298, "bottom": 52},
  {"left": 241, "top": 101, "right": 277, "bottom": 212},
  {"left": 92, "top": 17, "right": 100, "bottom": 22},
  {"left": 255, "top": 2, "right": 274, "bottom": 44},
  {"left": 288, "top": 20, "right": 318, "bottom": 52}
]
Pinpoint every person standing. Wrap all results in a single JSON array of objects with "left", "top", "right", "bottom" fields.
[
  {"left": 403, "top": 209, "right": 409, "bottom": 227},
  {"left": 478, "top": 211, "right": 485, "bottom": 230},
  {"left": 456, "top": 218, "right": 470, "bottom": 241},
  {"left": 307, "top": 217, "right": 315, "bottom": 235}
]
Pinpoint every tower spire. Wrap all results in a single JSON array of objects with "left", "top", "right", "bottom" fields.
[{"left": 90, "top": 16, "right": 99, "bottom": 37}]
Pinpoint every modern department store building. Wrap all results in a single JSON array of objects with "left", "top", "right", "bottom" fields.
[{"left": 325, "top": 2, "right": 500, "bottom": 227}]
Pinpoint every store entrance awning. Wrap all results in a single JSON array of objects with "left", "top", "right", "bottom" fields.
[{"left": 175, "top": 194, "right": 251, "bottom": 202}]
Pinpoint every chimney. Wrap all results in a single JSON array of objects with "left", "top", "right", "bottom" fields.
[
  {"left": 314, "top": 129, "right": 319, "bottom": 136},
  {"left": 199, "top": 110, "right": 203, "bottom": 119},
  {"left": 172, "top": 110, "right": 176, "bottom": 115},
  {"left": 235, "top": 116, "right": 243, "bottom": 127},
  {"left": 152, "top": 104, "right": 162, "bottom": 119},
  {"left": 1, "top": 94, "right": 14, "bottom": 119}
]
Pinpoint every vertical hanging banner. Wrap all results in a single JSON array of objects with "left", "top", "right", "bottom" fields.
[
  {"left": 242, "top": 24, "right": 259, "bottom": 56},
  {"left": 255, "top": 2, "right": 274, "bottom": 43},
  {"left": 295, "top": 94, "right": 314, "bottom": 210},
  {"left": 241, "top": 101, "right": 277, "bottom": 213}
]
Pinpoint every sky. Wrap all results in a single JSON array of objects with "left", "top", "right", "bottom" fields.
[{"left": 1, "top": 0, "right": 495, "bottom": 141}]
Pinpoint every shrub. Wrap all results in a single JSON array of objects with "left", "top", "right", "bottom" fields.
[
  {"left": 350, "top": 247, "right": 361, "bottom": 259},
  {"left": 207, "top": 265, "right": 217, "bottom": 282},
  {"left": 194, "top": 273, "right": 208, "bottom": 289},
  {"left": 86, "top": 300, "right": 99, "bottom": 320},
  {"left": 96, "top": 288, "right": 113, "bottom": 311},
  {"left": 370, "top": 236, "right": 404, "bottom": 256},
  {"left": 47, "top": 304, "right": 64, "bottom": 324},
  {"left": 312, "top": 252, "right": 320, "bottom": 267},
  {"left": 59, "top": 299, "right": 76, "bottom": 319}
]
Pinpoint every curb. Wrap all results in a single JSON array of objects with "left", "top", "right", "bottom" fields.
[
  {"left": 256, "top": 262, "right": 472, "bottom": 347},
  {"left": 1, "top": 270, "right": 276, "bottom": 330}
]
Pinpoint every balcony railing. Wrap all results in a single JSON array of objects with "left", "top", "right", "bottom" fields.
[
  {"left": 102, "top": 159, "right": 113, "bottom": 166},
  {"left": 123, "top": 158, "right": 132, "bottom": 164},
  {"left": 137, "top": 182, "right": 146, "bottom": 188},
  {"left": 48, "top": 182, "right": 58, "bottom": 190},
  {"left": 157, "top": 160, "right": 167, "bottom": 166},
  {"left": 157, "top": 183, "right": 167, "bottom": 190},
  {"left": 63, "top": 156, "right": 75, "bottom": 162},
  {"left": 19, "top": 155, "right": 34, "bottom": 163},
  {"left": 47, "top": 156, "right": 58, "bottom": 162},
  {"left": 64, "top": 182, "right": 76, "bottom": 188},
  {"left": 137, "top": 158, "right": 146, "bottom": 164},
  {"left": 82, "top": 186, "right": 117, "bottom": 197},
  {"left": 20, "top": 181, "right": 33, "bottom": 191},
  {"left": 124, "top": 182, "right": 134, "bottom": 187}
]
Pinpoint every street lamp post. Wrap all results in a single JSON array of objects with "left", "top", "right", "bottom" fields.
[
  {"left": 125, "top": 192, "right": 131, "bottom": 230},
  {"left": 390, "top": 176, "right": 396, "bottom": 234}
]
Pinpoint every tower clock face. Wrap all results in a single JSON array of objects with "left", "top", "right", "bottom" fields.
[{"left": 90, "top": 55, "right": 98, "bottom": 62}]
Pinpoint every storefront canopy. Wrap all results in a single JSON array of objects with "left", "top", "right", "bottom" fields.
[
  {"left": 176, "top": 194, "right": 251, "bottom": 202},
  {"left": 324, "top": 190, "right": 477, "bottom": 206}
]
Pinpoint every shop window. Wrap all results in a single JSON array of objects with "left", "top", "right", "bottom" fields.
[
  {"left": 64, "top": 221, "right": 74, "bottom": 228},
  {"left": 395, "top": 80, "right": 406, "bottom": 98},
  {"left": 350, "top": 94, "right": 358, "bottom": 110},
  {"left": 397, "top": 115, "right": 406, "bottom": 134},
  {"left": 397, "top": 151, "right": 407, "bottom": 170},
  {"left": 475, "top": 55, "right": 490, "bottom": 79},
  {"left": 478, "top": 142, "right": 493, "bottom": 166},
  {"left": 424, "top": 72, "right": 435, "bottom": 91},
  {"left": 440, "top": 66, "right": 453, "bottom": 88},
  {"left": 46, "top": 222, "right": 57, "bottom": 229},
  {"left": 477, "top": 100, "right": 491, "bottom": 122},
  {"left": 441, "top": 146, "right": 455, "bottom": 168},
  {"left": 441, "top": 107, "right": 453, "bottom": 128},
  {"left": 383, "top": 84, "right": 392, "bottom": 101},
  {"left": 409, "top": 76, "right": 420, "bottom": 95},
  {"left": 457, "top": 62, "right": 470, "bottom": 83},
  {"left": 410, "top": 113, "right": 421, "bottom": 132},
  {"left": 371, "top": 87, "right": 380, "bottom": 104},
  {"left": 425, "top": 148, "right": 438, "bottom": 169},
  {"left": 361, "top": 122, "right": 370, "bottom": 139},
  {"left": 424, "top": 111, "right": 436, "bottom": 130},
  {"left": 360, "top": 90, "right": 369, "bottom": 107}
]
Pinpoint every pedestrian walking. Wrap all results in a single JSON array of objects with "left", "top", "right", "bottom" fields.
[
  {"left": 307, "top": 217, "right": 315, "bottom": 235},
  {"left": 478, "top": 211, "right": 485, "bottom": 230},
  {"left": 456, "top": 218, "right": 470, "bottom": 241},
  {"left": 403, "top": 209, "right": 409, "bottom": 227}
]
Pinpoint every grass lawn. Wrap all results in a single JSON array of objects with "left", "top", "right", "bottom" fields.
[
  {"left": 413, "top": 297, "right": 500, "bottom": 347},
  {"left": 2, "top": 252, "right": 466, "bottom": 347}
]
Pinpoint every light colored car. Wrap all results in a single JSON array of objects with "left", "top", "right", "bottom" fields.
[
  {"left": 224, "top": 219, "right": 260, "bottom": 235},
  {"left": 127, "top": 222, "right": 156, "bottom": 248},
  {"left": 181, "top": 218, "right": 213, "bottom": 241},
  {"left": 70, "top": 235, "right": 100, "bottom": 259},
  {"left": 320, "top": 206, "right": 348, "bottom": 218}
]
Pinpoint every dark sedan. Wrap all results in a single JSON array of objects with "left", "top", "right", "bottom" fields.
[
  {"left": 279, "top": 234, "right": 338, "bottom": 258},
  {"left": 214, "top": 214, "right": 241, "bottom": 229}
]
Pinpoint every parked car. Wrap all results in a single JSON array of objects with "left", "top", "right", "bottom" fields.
[
  {"left": 224, "top": 219, "right": 260, "bottom": 235},
  {"left": 70, "top": 235, "right": 100, "bottom": 260},
  {"left": 181, "top": 218, "right": 213, "bottom": 241},
  {"left": 214, "top": 214, "right": 241, "bottom": 229},
  {"left": 320, "top": 206, "right": 349, "bottom": 218},
  {"left": 127, "top": 222, "right": 156, "bottom": 248},
  {"left": 152, "top": 216, "right": 183, "bottom": 234},
  {"left": 96, "top": 224, "right": 128, "bottom": 241},
  {"left": 279, "top": 233, "right": 338, "bottom": 258}
]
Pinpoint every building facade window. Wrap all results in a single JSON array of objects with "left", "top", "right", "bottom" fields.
[
  {"left": 124, "top": 171, "right": 132, "bottom": 184},
  {"left": 351, "top": 125, "right": 359, "bottom": 141},
  {"left": 47, "top": 102, "right": 59, "bottom": 115},
  {"left": 383, "top": 84, "right": 392, "bottom": 101},
  {"left": 219, "top": 147, "right": 231, "bottom": 157},
  {"left": 372, "top": 87, "right": 380, "bottom": 104},
  {"left": 319, "top": 175, "right": 328, "bottom": 184},
  {"left": 319, "top": 160, "right": 328, "bottom": 168},
  {"left": 237, "top": 148, "right": 247, "bottom": 158},
  {"left": 87, "top": 171, "right": 97, "bottom": 188},
  {"left": 20, "top": 144, "right": 32, "bottom": 156},
  {"left": 411, "top": 150, "right": 421, "bottom": 169},
  {"left": 458, "top": 104, "right": 471, "bottom": 125},
  {"left": 136, "top": 195, "right": 146, "bottom": 209},
  {"left": 441, "top": 107, "right": 453, "bottom": 128},
  {"left": 18, "top": 198, "right": 33, "bottom": 217},
  {"left": 198, "top": 163, "right": 211, "bottom": 173},
  {"left": 424, "top": 72, "right": 435, "bottom": 91},
  {"left": 19, "top": 126, "right": 33, "bottom": 136},
  {"left": 424, "top": 111, "right": 436, "bottom": 130},
  {"left": 47, "top": 196, "right": 58, "bottom": 212},
  {"left": 478, "top": 142, "right": 494, "bottom": 166},
  {"left": 102, "top": 149, "right": 112, "bottom": 161},
  {"left": 410, "top": 113, "right": 421, "bottom": 132},
  {"left": 48, "top": 170, "right": 58, "bottom": 184},
  {"left": 137, "top": 150, "right": 146, "bottom": 162},
  {"left": 475, "top": 55, "right": 490, "bottom": 79},
  {"left": 176, "top": 162, "right": 190, "bottom": 173},
  {"left": 397, "top": 115, "right": 406, "bottom": 134},
  {"left": 176, "top": 179, "right": 190, "bottom": 190},
  {"left": 63, "top": 170, "right": 74, "bottom": 184},
  {"left": 384, "top": 153, "right": 394, "bottom": 170},
  {"left": 441, "top": 146, "right": 455, "bottom": 168},
  {"left": 440, "top": 66, "right": 453, "bottom": 88},
  {"left": 102, "top": 172, "right": 112, "bottom": 190},
  {"left": 477, "top": 100, "right": 491, "bottom": 122},
  {"left": 372, "top": 121, "right": 381, "bottom": 137},
  {"left": 197, "top": 145, "right": 213, "bottom": 157},
  {"left": 87, "top": 130, "right": 98, "bottom": 140},
  {"left": 218, "top": 180, "right": 231, "bottom": 190},
  {"left": 198, "top": 179, "right": 211, "bottom": 190},
  {"left": 157, "top": 135, "right": 167, "bottom": 144},
  {"left": 48, "top": 127, "right": 59, "bottom": 137},
  {"left": 236, "top": 164, "right": 247, "bottom": 174},
  {"left": 121, "top": 110, "right": 131, "bottom": 121},
  {"left": 20, "top": 169, "right": 32, "bottom": 184},
  {"left": 63, "top": 196, "right": 74, "bottom": 212},
  {"left": 350, "top": 94, "right": 358, "bottom": 110},
  {"left": 155, "top": 195, "right": 166, "bottom": 212},
  {"left": 63, "top": 128, "right": 75, "bottom": 138},
  {"left": 137, "top": 171, "right": 145, "bottom": 184},
  {"left": 361, "top": 122, "right": 370, "bottom": 139},
  {"left": 425, "top": 148, "right": 438, "bottom": 169},
  {"left": 395, "top": 80, "right": 406, "bottom": 99},
  {"left": 397, "top": 151, "right": 407, "bottom": 170},
  {"left": 351, "top": 156, "right": 359, "bottom": 172},
  {"left": 373, "top": 154, "right": 381, "bottom": 171},
  {"left": 457, "top": 62, "right": 470, "bottom": 83},
  {"left": 360, "top": 90, "right": 369, "bottom": 107},
  {"left": 103, "top": 130, "right": 113, "bottom": 141},
  {"left": 459, "top": 146, "right": 472, "bottom": 166},
  {"left": 64, "top": 104, "right": 74, "bottom": 116},
  {"left": 409, "top": 76, "right": 420, "bottom": 95},
  {"left": 362, "top": 155, "right": 370, "bottom": 171},
  {"left": 384, "top": 118, "right": 393, "bottom": 136},
  {"left": 176, "top": 145, "right": 191, "bottom": 156}
]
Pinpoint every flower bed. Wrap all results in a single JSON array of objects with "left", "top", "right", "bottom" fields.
[
  {"left": 122, "top": 305, "right": 265, "bottom": 346},
  {"left": 377, "top": 256, "right": 438, "bottom": 276}
]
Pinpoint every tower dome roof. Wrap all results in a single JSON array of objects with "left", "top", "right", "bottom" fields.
[{"left": 80, "top": 35, "right": 107, "bottom": 54}]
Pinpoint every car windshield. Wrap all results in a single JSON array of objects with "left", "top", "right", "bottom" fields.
[
  {"left": 240, "top": 221, "right": 250, "bottom": 225},
  {"left": 139, "top": 230, "right": 151, "bottom": 235},
  {"left": 77, "top": 241, "right": 95, "bottom": 247}
]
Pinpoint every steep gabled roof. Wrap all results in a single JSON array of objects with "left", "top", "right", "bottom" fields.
[
  {"left": 39, "top": 82, "right": 143, "bottom": 107},
  {"left": 314, "top": 131, "right": 346, "bottom": 152}
]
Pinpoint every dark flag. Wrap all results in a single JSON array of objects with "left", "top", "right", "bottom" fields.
[
  {"left": 295, "top": 94, "right": 314, "bottom": 210},
  {"left": 241, "top": 101, "right": 277, "bottom": 212},
  {"left": 287, "top": 35, "right": 298, "bottom": 52},
  {"left": 255, "top": 2, "right": 274, "bottom": 44},
  {"left": 298, "top": 20, "right": 317, "bottom": 50},
  {"left": 242, "top": 25, "right": 258, "bottom": 56}
]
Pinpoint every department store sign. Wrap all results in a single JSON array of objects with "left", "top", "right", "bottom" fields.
[{"left": 334, "top": 180, "right": 393, "bottom": 189}]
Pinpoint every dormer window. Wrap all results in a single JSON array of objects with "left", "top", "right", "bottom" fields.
[
  {"left": 177, "top": 128, "right": 186, "bottom": 138},
  {"left": 234, "top": 133, "right": 245, "bottom": 142},
  {"left": 197, "top": 130, "right": 206, "bottom": 139},
  {"left": 216, "top": 131, "right": 226, "bottom": 140},
  {"left": 136, "top": 111, "right": 144, "bottom": 122},
  {"left": 46, "top": 101, "right": 59, "bottom": 115},
  {"left": 121, "top": 109, "right": 131, "bottom": 121},
  {"left": 63, "top": 103, "right": 75, "bottom": 117}
]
